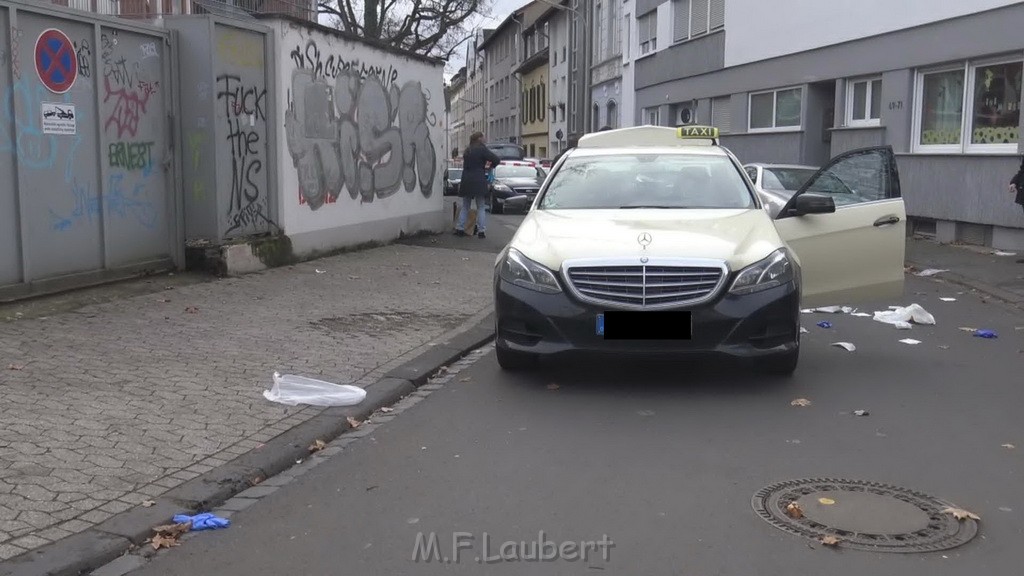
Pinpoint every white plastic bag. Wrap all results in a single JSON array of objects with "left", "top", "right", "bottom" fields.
[
  {"left": 263, "top": 372, "right": 367, "bottom": 407},
  {"left": 873, "top": 304, "right": 935, "bottom": 328}
]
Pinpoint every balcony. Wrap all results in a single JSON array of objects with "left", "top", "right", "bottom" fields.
[{"left": 49, "top": 0, "right": 315, "bottom": 21}]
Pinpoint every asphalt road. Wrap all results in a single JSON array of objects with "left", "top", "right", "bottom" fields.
[
  {"left": 399, "top": 203, "right": 525, "bottom": 254},
  {"left": 126, "top": 235, "right": 1024, "bottom": 576}
]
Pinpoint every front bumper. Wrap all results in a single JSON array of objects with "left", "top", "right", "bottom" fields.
[{"left": 494, "top": 276, "right": 800, "bottom": 359}]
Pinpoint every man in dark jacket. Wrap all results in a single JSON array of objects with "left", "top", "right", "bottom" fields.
[
  {"left": 455, "top": 131, "right": 501, "bottom": 238},
  {"left": 1009, "top": 157, "right": 1024, "bottom": 262}
]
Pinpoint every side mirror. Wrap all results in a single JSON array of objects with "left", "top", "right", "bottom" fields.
[{"left": 789, "top": 193, "right": 835, "bottom": 216}]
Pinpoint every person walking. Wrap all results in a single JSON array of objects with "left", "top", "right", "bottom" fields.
[
  {"left": 455, "top": 131, "right": 500, "bottom": 239},
  {"left": 1009, "top": 157, "right": 1024, "bottom": 262}
]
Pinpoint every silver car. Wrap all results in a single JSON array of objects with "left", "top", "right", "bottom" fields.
[{"left": 743, "top": 163, "right": 820, "bottom": 218}]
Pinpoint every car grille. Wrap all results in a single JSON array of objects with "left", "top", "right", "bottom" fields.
[
  {"left": 511, "top": 186, "right": 539, "bottom": 196},
  {"left": 565, "top": 263, "right": 726, "bottom": 308}
]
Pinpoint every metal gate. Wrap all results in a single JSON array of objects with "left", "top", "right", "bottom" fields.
[{"left": 0, "top": 0, "right": 181, "bottom": 300}]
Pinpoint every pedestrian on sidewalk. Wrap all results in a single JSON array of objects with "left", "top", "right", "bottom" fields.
[
  {"left": 1009, "top": 157, "right": 1024, "bottom": 262},
  {"left": 455, "top": 131, "right": 500, "bottom": 239}
]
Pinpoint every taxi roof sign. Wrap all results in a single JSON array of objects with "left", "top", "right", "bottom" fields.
[{"left": 577, "top": 125, "right": 719, "bottom": 148}]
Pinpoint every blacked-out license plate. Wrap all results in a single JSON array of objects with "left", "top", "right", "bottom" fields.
[{"left": 596, "top": 311, "right": 693, "bottom": 340}]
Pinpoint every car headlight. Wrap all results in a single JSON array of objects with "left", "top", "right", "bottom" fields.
[
  {"left": 498, "top": 248, "right": 562, "bottom": 294},
  {"left": 729, "top": 249, "right": 794, "bottom": 295},
  {"left": 493, "top": 183, "right": 513, "bottom": 193}
]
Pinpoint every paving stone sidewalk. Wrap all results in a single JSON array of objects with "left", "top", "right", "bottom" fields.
[{"left": 0, "top": 243, "right": 493, "bottom": 560}]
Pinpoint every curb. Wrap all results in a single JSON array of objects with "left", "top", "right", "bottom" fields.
[
  {"left": 906, "top": 259, "right": 1023, "bottom": 309},
  {"left": 0, "top": 313, "right": 495, "bottom": 576}
]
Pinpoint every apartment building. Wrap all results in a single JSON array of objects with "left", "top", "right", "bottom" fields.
[
  {"left": 446, "top": 67, "right": 469, "bottom": 160},
  {"left": 517, "top": 1, "right": 552, "bottom": 158},
  {"left": 631, "top": 0, "right": 1024, "bottom": 249},
  {"left": 546, "top": 3, "right": 571, "bottom": 154},
  {"left": 480, "top": 9, "right": 526, "bottom": 146},
  {"left": 589, "top": 0, "right": 623, "bottom": 130}
]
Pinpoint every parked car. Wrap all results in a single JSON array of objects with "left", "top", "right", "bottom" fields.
[
  {"left": 743, "top": 163, "right": 820, "bottom": 218},
  {"left": 488, "top": 161, "right": 547, "bottom": 214},
  {"left": 487, "top": 142, "right": 525, "bottom": 161},
  {"left": 493, "top": 125, "right": 906, "bottom": 375},
  {"left": 444, "top": 167, "right": 462, "bottom": 196}
]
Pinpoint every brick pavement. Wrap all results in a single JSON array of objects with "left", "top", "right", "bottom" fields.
[{"left": 0, "top": 244, "right": 493, "bottom": 560}]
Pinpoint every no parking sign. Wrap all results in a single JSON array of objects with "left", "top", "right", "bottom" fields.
[{"left": 35, "top": 28, "right": 78, "bottom": 94}]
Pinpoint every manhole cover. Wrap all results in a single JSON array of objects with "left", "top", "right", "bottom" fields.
[{"left": 751, "top": 478, "right": 978, "bottom": 553}]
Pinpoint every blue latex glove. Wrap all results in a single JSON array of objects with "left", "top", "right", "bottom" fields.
[
  {"left": 974, "top": 329, "right": 998, "bottom": 339},
  {"left": 173, "top": 513, "right": 231, "bottom": 531}
]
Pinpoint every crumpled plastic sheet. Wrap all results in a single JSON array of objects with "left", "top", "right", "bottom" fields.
[
  {"left": 263, "top": 372, "right": 367, "bottom": 407},
  {"left": 873, "top": 304, "right": 935, "bottom": 329}
]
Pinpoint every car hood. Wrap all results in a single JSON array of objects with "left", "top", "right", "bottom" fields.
[
  {"left": 509, "top": 209, "right": 785, "bottom": 273},
  {"left": 498, "top": 177, "right": 544, "bottom": 187}
]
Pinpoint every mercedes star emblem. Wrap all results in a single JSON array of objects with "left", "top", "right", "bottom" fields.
[{"left": 637, "top": 232, "right": 653, "bottom": 249}]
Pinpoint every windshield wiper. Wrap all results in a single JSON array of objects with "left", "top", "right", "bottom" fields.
[{"left": 618, "top": 205, "right": 681, "bottom": 209}]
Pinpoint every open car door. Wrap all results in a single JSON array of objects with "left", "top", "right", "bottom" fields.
[{"left": 774, "top": 146, "right": 905, "bottom": 309}]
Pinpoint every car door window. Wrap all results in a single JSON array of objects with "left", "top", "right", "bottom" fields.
[
  {"left": 745, "top": 167, "right": 758, "bottom": 183},
  {"left": 800, "top": 149, "right": 897, "bottom": 207}
]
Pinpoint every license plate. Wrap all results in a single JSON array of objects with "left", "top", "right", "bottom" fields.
[{"left": 597, "top": 311, "right": 693, "bottom": 340}]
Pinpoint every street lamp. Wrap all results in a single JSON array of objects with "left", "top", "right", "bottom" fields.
[{"left": 531, "top": 0, "right": 590, "bottom": 137}]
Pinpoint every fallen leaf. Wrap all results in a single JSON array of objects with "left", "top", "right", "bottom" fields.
[
  {"left": 942, "top": 507, "right": 980, "bottom": 521},
  {"left": 6, "top": 364, "right": 24, "bottom": 370},
  {"left": 785, "top": 502, "right": 804, "bottom": 519},
  {"left": 1002, "top": 443, "right": 1016, "bottom": 449},
  {"left": 141, "top": 500, "right": 155, "bottom": 508},
  {"left": 791, "top": 398, "right": 812, "bottom": 407},
  {"left": 184, "top": 306, "right": 199, "bottom": 314},
  {"left": 309, "top": 439, "right": 327, "bottom": 453},
  {"left": 346, "top": 416, "right": 362, "bottom": 429},
  {"left": 149, "top": 533, "right": 181, "bottom": 550},
  {"left": 152, "top": 521, "right": 192, "bottom": 537},
  {"left": 547, "top": 383, "right": 560, "bottom": 390},
  {"left": 820, "top": 535, "right": 841, "bottom": 546},
  {"left": 379, "top": 407, "right": 394, "bottom": 413}
]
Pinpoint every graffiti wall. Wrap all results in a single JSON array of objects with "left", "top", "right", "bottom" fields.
[
  {"left": 0, "top": 3, "right": 176, "bottom": 295},
  {"left": 270, "top": 18, "right": 445, "bottom": 250}
]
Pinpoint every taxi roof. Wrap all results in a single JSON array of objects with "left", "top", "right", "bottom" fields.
[{"left": 573, "top": 125, "right": 728, "bottom": 157}]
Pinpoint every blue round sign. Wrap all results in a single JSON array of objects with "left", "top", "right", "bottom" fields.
[{"left": 35, "top": 28, "right": 78, "bottom": 94}]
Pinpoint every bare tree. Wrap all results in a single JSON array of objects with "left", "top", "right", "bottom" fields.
[{"left": 318, "top": 0, "right": 491, "bottom": 59}]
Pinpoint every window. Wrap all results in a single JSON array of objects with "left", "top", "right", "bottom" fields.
[
  {"left": 846, "top": 77, "right": 882, "bottom": 126},
  {"left": 595, "top": 3, "right": 605, "bottom": 59},
  {"left": 644, "top": 107, "right": 660, "bottom": 125},
  {"left": 711, "top": 95, "right": 731, "bottom": 133},
  {"left": 607, "top": 101, "right": 618, "bottom": 129},
  {"left": 709, "top": 0, "right": 724, "bottom": 30},
  {"left": 749, "top": 87, "right": 803, "bottom": 131},
  {"left": 609, "top": 0, "right": 621, "bottom": 57},
  {"left": 624, "top": 14, "right": 631, "bottom": 59},
  {"left": 690, "top": 0, "right": 707, "bottom": 37},
  {"left": 803, "top": 149, "right": 894, "bottom": 205},
  {"left": 539, "top": 154, "right": 756, "bottom": 210},
  {"left": 673, "top": 0, "right": 689, "bottom": 43},
  {"left": 638, "top": 12, "right": 657, "bottom": 54},
  {"left": 593, "top": 103, "right": 600, "bottom": 131},
  {"left": 914, "top": 59, "right": 1022, "bottom": 152}
]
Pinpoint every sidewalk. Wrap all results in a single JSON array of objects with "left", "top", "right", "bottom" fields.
[
  {"left": 905, "top": 236, "right": 1024, "bottom": 306},
  {"left": 0, "top": 242, "right": 493, "bottom": 564}
]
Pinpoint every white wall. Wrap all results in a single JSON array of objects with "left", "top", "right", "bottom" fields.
[
  {"left": 271, "top": 20, "right": 445, "bottom": 250},
  {"left": 725, "top": 0, "right": 1020, "bottom": 67}
]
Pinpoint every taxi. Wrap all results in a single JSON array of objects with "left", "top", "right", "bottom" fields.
[{"left": 492, "top": 125, "right": 906, "bottom": 375}]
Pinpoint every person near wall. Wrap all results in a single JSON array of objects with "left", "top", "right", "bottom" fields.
[
  {"left": 455, "top": 131, "right": 500, "bottom": 239},
  {"left": 1009, "top": 156, "right": 1024, "bottom": 263}
]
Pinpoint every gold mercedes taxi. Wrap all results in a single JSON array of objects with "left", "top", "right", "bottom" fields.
[{"left": 492, "top": 125, "right": 906, "bottom": 375}]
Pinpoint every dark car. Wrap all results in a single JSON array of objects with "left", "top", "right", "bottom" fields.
[
  {"left": 488, "top": 162, "right": 547, "bottom": 214},
  {"left": 444, "top": 168, "right": 462, "bottom": 196},
  {"left": 486, "top": 142, "right": 525, "bottom": 162}
]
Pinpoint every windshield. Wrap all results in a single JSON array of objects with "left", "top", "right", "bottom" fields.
[
  {"left": 761, "top": 168, "right": 818, "bottom": 191},
  {"left": 495, "top": 165, "right": 540, "bottom": 179},
  {"left": 447, "top": 169, "right": 462, "bottom": 179},
  {"left": 539, "top": 154, "right": 756, "bottom": 210}
]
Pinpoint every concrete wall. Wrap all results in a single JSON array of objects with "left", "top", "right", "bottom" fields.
[
  {"left": 898, "top": 155, "right": 1024, "bottom": 229},
  {"left": 720, "top": 133, "right": 803, "bottom": 165},
  {"left": 270, "top": 17, "right": 445, "bottom": 256},
  {"left": 1, "top": 0, "right": 179, "bottom": 298},
  {"left": 831, "top": 127, "right": 886, "bottom": 157},
  {"left": 724, "top": 0, "right": 1020, "bottom": 67}
]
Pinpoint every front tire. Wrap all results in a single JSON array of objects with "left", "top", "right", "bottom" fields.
[{"left": 495, "top": 345, "right": 537, "bottom": 370}]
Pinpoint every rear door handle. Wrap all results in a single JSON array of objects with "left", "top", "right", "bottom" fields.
[{"left": 874, "top": 215, "right": 901, "bottom": 227}]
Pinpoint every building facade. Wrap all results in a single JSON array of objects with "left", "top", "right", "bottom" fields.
[
  {"left": 480, "top": 10, "right": 525, "bottom": 145},
  {"left": 518, "top": 2, "right": 551, "bottom": 158},
  {"left": 446, "top": 67, "right": 468, "bottom": 162},
  {"left": 589, "top": 0, "right": 623, "bottom": 130},
  {"left": 462, "top": 30, "right": 489, "bottom": 153},
  {"left": 633, "top": 0, "right": 1024, "bottom": 249},
  {"left": 545, "top": 5, "right": 571, "bottom": 155}
]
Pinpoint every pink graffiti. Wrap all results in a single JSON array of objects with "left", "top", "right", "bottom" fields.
[{"left": 103, "top": 76, "right": 158, "bottom": 138}]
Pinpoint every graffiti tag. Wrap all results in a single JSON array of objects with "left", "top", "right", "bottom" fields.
[
  {"left": 284, "top": 68, "right": 437, "bottom": 210},
  {"left": 1, "top": 80, "right": 81, "bottom": 181},
  {"left": 74, "top": 39, "right": 92, "bottom": 78},
  {"left": 50, "top": 176, "right": 157, "bottom": 232},
  {"left": 187, "top": 131, "right": 207, "bottom": 200},
  {"left": 216, "top": 74, "right": 274, "bottom": 236},
  {"left": 140, "top": 42, "right": 158, "bottom": 59},
  {"left": 290, "top": 39, "right": 400, "bottom": 87},
  {"left": 108, "top": 141, "right": 154, "bottom": 174}
]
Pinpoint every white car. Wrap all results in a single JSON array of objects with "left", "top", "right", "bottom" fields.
[
  {"left": 744, "top": 163, "right": 821, "bottom": 218},
  {"left": 493, "top": 126, "right": 906, "bottom": 375}
]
